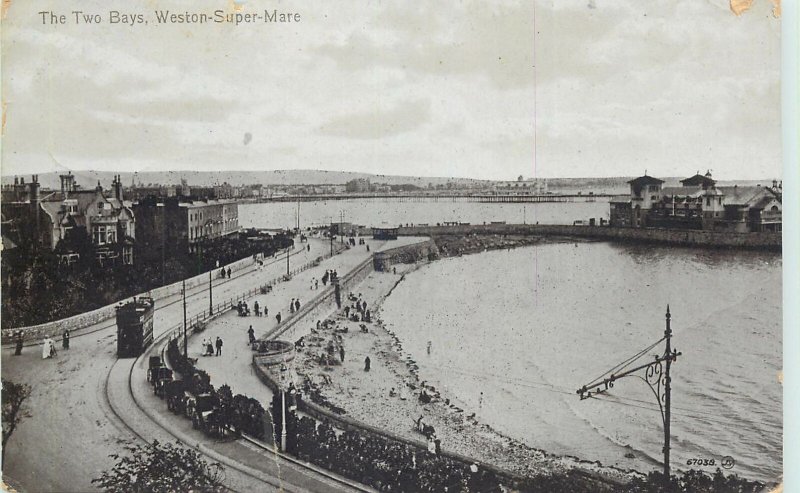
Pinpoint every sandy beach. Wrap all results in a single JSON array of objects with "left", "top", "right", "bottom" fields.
[{"left": 289, "top": 261, "right": 633, "bottom": 482}]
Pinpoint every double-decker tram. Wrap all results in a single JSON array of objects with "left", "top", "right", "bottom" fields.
[{"left": 116, "top": 297, "right": 155, "bottom": 357}]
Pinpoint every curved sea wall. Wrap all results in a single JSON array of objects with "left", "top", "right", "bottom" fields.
[
  {"left": 372, "top": 238, "right": 438, "bottom": 271},
  {"left": 397, "top": 224, "right": 781, "bottom": 250}
]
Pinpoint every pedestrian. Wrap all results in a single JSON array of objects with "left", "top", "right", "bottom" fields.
[
  {"left": 364, "top": 356, "right": 371, "bottom": 372},
  {"left": 248, "top": 325, "right": 255, "bottom": 345},
  {"left": 14, "top": 331, "right": 23, "bottom": 356},
  {"left": 62, "top": 329, "right": 70, "bottom": 350},
  {"left": 315, "top": 279, "right": 319, "bottom": 290},
  {"left": 339, "top": 346, "right": 345, "bottom": 362},
  {"left": 316, "top": 320, "right": 321, "bottom": 330},
  {"left": 290, "top": 298, "right": 295, "bottom": 313},
  {"left": 227, "top": 267, "right": 231, "bottom": 278},
  {"left": 366, "top": 244, "right": 370, "bottom": 252},
  {"left": 254, "top": 301, "right": 260, "bottom": 316},
  {"left": 307, "top": 244, "right": 310, "bottom": 252},
  {"left": 215, "top": 337, "right": 223, "bottom": 356},
  {"left": 294, "top": 299, "right": 300, "bottom": 312},
  {"left": 220, "top": 267, "right": 226, "bottom": 278},
  {"left": 427, "top": 341, "right": 432, "bottom": 355},
  {"left": 42, "top": 337, "right": 55, "bottom": 359},
  {"left": 311, "top": 278, "right": 315, "bottom": 290},
  {"left": 276, "top": 312, "right": 282, "bottom": 324}
]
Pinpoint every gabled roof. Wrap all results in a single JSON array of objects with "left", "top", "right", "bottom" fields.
[
  {"left": 661, "top": 186, "right": 702, "bottom": 198},
  {"left": 627, "top": 175, "right": 664, "bottom": 186},
  {"left": 680, "top": 173, "right": 716, "bottom": 187},
  {"left": 717, "top": 186, "right": 768, "bottom": 206}
]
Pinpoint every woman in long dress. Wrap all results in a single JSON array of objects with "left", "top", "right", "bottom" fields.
[{"left": 42, "top": 338, "right": 53, "bottom": 359}]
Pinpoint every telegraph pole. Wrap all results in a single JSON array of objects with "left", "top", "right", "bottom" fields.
[
  {"left": 576, "top": 306, "right": 680, "bottom": 489},
  {"left": 286, "top": 244, "right": 290, "bottom": 276},
  {"left": 208, "top": 271, "right": 213, "bottom": 315},
  {"left": 280, "top": 364, "right": 288, "bottom": 451},
  {"left": 182, "top": 280, "right": 188, "bottom": 358},
  {"left": 663, "top": 306, "right": 673, "bottom": 483}
]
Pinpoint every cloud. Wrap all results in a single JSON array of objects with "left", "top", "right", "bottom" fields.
[{"left": 318, "top": 99, "right": 431, "bottom": 139}]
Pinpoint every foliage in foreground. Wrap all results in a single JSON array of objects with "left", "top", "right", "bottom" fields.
[
  {"left": 621, "top": 469, "right": 766, "bottom": 493},
  {"left": 1, "top": 378, "right": 32, "bottom": 467},
  {"left": 92, "top": 440, "right": 225, "bottom": 493}
]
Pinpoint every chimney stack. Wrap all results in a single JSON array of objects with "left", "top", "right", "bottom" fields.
[
  {"left": 60, "top": 172, "right": 75, "bottom": 198},
  {"left": 112, "top": 174, "right": 124, "bottom": 201}
]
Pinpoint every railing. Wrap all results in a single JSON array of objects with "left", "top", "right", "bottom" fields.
[{"left": 165, "top": 243, "right": 348, "bottom": 346}]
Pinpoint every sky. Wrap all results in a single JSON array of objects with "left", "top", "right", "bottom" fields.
[{"left": 0, "top": 0, "right": 782, "bottom": 180}]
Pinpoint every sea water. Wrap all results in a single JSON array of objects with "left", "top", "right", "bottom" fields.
[{"left": 380, "top": 243, "right": 782, "bottom": 482}]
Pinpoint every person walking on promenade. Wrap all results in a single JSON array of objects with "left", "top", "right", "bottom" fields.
[
  {"left": 290, "top": 298, "right": 295, "bottom": 314},
  {"left": 254, "top": 301, "right": 260, "bottom": 316},
  {"left": 215, "top": 337, "right": 223, "bottom": 356},
  {"left": 276, "top": 312, "right": 282, "bottom": 324},
  {"left": 364, "top": 356, "right": 371, "bottom": 372},
  {"left": 307, "top": 244, "right": 311, "bottom": 252},
  {"left": 62, "top": 329, "right": 70, "bottom": 350},
  {"left": 295, "top": 299, "right": 300, "bottom": 312},
  {"left": 315, "top": 279, "right": 319, "bottom": 290},
  {"left": 227, "top": 267, "right": 231, "bottom": 278},
  {"left": 248, "top": 325, "right": 255, "bottom": 345},
  {"left": 339, "top": 346, "right": 345, "bottom": 363},
  {"left": 14, "top": 331, "right": 23, "bottom": 356}
]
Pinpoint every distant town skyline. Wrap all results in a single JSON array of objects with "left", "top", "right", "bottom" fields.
[{"left": 1, "top": 0, "right": 782, "bottom": 181}]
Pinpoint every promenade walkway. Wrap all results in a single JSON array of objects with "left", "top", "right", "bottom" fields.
[
  {"left": 1, "top": 238, "right": 346, "bottom": 492},
  {"left": 191, "top": 238, "right": 384, "bottom": 409}
]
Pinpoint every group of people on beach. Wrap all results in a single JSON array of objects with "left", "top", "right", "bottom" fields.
[{"left": 344, "top": 292, "right": 371, "bottom": 323}]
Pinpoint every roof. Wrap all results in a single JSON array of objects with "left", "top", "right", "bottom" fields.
[
  {"left": 627, "top": 175, "right": 664, "bottom": 186},
  {"left": 661, "top": 186, "right": 702, "bottom": 198},
  {"left": 717, "top": 186, "right": 768, "bottom": 206},
  {"left": 680, "top": 173, "right": 716, "bottom": 187}
]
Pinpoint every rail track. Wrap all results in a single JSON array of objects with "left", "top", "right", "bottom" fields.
[{"left": 102, "top": 294, "right": 370, "bottom": 493}]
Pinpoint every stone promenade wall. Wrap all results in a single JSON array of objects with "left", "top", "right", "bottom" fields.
[
  {"left": 372, "top": 238, "right": 439, "bottom": 271},
  {"left": 397, "top": 224, "right": 781, "bottom": 250},
  {"left": 264, "top": 255, "right": 376, "bottom": 342},
  {"left": 1, "top": 251, "right": 262, "bottom": 344},
  {"left": 251, "top": 357, "right": 526, "bottom": 486}
]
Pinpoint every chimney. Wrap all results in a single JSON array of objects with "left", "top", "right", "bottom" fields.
[
  {"left": 60, "top": 172, "right": 75, "bottom": 198},
  {"left": 29, "top": 175, "right": 41, "bottom": 246},
  {"left": 28, "top": 175, "right": 40, "bottom": 203},
  {"left": 112, "top": 175, "right": 124, "bottom": 201}
]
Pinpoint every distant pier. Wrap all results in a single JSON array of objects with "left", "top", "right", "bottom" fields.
[{"left": 252, "top": 192, "right": 615, "bottom": 203}]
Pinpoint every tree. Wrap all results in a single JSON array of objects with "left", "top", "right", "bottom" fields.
[
  {"left": 1, "top": 379, "right": 32, "bottom": 467},
  {"left": 92, "top": 440, "right": 225, "bottom": 493}
]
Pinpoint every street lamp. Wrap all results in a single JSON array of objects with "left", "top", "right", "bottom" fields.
[{"left": 280, "top": 364, "right": 288, "bottom": 451}]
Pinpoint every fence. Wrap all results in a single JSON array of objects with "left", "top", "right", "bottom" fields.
[{"left": 2, "top": 242, "right": 347, "bottom": 345}]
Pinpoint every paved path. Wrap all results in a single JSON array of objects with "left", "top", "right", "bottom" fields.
[
  {"left": 0, "top": 238, "right": 360, "bottom": 492},
  {"left": 192, "top": 238, "right": 383, "bottom": 406}
]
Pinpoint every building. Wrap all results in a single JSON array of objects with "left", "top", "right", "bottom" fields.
[
  {"left": 610, "top": 171, "right": 782, "bottom": 232},
  {"left": 1, "top": 173, "right": 136, "bottom": 265},
  {"left": 133, "top": 197, "right": 240, "bottom": 258},
  {"left": 492, "top": 178, "right": 548, "bottom": 195}
]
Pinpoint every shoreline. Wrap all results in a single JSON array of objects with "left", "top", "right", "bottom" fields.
[{"left": 290, "top": 257, "right": 640, "bottom": 485}]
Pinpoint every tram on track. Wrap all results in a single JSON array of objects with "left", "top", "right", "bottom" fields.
[{"left": 116, "top": 297, "right": 155, "bottom": 357}]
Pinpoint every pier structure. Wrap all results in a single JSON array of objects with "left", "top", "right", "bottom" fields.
[{"left": 255, "top": 192, "right": 614, "bottom": 204}]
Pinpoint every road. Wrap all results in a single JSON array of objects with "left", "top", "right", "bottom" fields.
[{"left": 1, "top": 238, "right": 373, "bottom": 492}]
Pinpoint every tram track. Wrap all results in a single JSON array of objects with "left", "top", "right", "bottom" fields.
[
  {"left": 6, "top": 245, "right": 311, "bottom": 349},
  {"left": 102, "top": 281, "right": 370, "bottom": 493}
]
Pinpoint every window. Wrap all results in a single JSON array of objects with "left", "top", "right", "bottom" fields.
[{"left": 123, "top": 248, "right": 133, "bottom": 265}]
